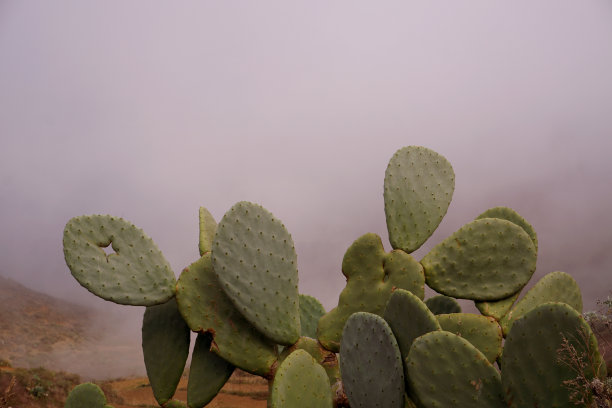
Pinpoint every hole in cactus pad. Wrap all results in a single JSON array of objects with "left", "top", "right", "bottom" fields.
[{"left": 101, "top": 243, "right": 116, "bottom": 258}]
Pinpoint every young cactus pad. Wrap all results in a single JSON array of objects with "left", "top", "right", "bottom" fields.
[
  {"left": 384, "top": 146, "right": 455, "bottom": 254},
  {"left": 64, "top": 383, "right": 109, "bottom": 408},
  {"left": 212, "top": 201, "right": 301, "bottom": 345},
  {"left": 63, "top": 215, "right": 176, "bottom": 306}
]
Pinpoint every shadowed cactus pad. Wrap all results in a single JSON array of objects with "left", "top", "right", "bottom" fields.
[
  {"left": 269, "top": 349, "right": 333, "bottom": 408},
  {"left": 187, "top": 333, "right": 234, "bottom": 408},
  {"left": 317, "top": 233, "right": 424, "bottom": 352},
  {"left": 298, "top": 294, "right": 326, "bottom": 338},
  {"left": 64, "top": 383, "right": 108, "bottom": 408},
  {"left": 383, "top": 289, "right": 440, "bottom": 360},
  {"left": 384, "top": 146, "right": 455, "bottom": 253},
  {"left": 424, "top": 295, "right": 461, "bottom": 315},
  {"left": 421, "top": 218, "right": 537, "bottom": 300},
  {"left": 142, "top": 297, "right": 191, "bottom": 405},
  {"left": 212, "top": 202, "right": 300, "bottom": 345},
  {"left": 500, "top": 271, "right": 583, "bottom": 336},
  {"left": 502, "top": 302, "right": 606, "bottom": 407},
  {"left": 175, "top": 254, "right": 277, "bottom": 376},
  {"left": 340, "top": 312, "right": 405, "bottom": 408},
  {"left": 198, "top": 206, "right": 217, "bottom": 256},
  {"left": 63, "top": 215, "right": 176, "bottom": 306},
  {"left": 475, "top": 291, "right": 520, "bottom": 321},
  {"left": 406, "top": 331, "right": 505, "bottom": 408},
  {"left": 435, "top": 313, "right": 503, "bottom": 363}
]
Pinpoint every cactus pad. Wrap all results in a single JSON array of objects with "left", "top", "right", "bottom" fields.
[
  {"left": 502, "top": 302, "right": 606, "bottom": 407},
  {"left": 198, "top": 206, "right": 217, "bottom": 256},
  {"left": 435, "top": 313, "right": 503, "bottom": 363},
  {"left": 383, "top": 289, "right": 441, "bottom": 360},
  {"left": 63, "top": 215, "right": 175, "bottom": 306},
  {"left": 500, "top": 271, "right": 583, "bottom": 336},
  {"left": 340, "top": 312, "right": 405, "bottom": 408},
  {"left": 317, "top": 233, "right": 425, "bottom": 352},
  {"left": 269, "top": 349, "right": 333, "bottom": 408},
  {"left": 475, "top": 291, "right": 520, "bottom": 321},
  {"left": 187, "top": 333, "right": 234, "bottom": 408},
  {"left": 421, "top": 218, "right": 537, "bottom": 300},
  {"left": 175, "top": 254, "right": 277, "bottom": 377},
  {"left": 298, "top": 294, "right": 326, "bottom": 338},
  {"left": 278, "top": 336, "right": 339, "bottom": 385},
  {"left": 384, "top": 146, "right": 455, "bottom": 253},
  {"left": 476, "top": 206, "right": 538, "bottom": 251},
  {"left": 406, "top": 331, "right": 505, "bottom": 408},
  {"left": 424, "top": 295, "right": 461, "bottom": 315},
  {"left": 65, "top": 383, "right": 108, "bottom": 408},
  {"left": 142, "top": 297, "right": 191, "bottom": 405},
  {"left": 212, "top": 201, "right": 300, "bottom": 345}
]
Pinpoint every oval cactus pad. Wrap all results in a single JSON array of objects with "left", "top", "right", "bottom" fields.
[
  {"left": 476, "top": 206, "right": 538, "bottom": 252},
  {"left": 63, "top": 215, "right": 175, "bottom": 306},
  {"left": 435, "top": 313, "right": 503, "bottom": 363},
  {"left": 270, "top": 349, "right": 333, "bottom": 408},
  {"left": 198, "top": 206, "right": 217, "bottom": 256},
  {"left": 299, "top": 294, "right": 326, "bottom": 338},
  {"left": 407, "top": 331, "right": 505, "bottom": 408},
  {"left": 340, "top": 312, "right": 405, "bottom": 408},
  {"left": 65, "top": 383, "right": 108, "bottom": 408},
  {"left": 384, "top": 146, "right": 455, "bottom": 253},
  {"left": 212, "top": 202, "right": 300, "bottom": 345},
  {"left": 421, "top": 218, "right": 537, "bottom": 300}
]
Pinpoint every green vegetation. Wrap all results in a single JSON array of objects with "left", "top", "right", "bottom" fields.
[{"left": 62, "top": 146, "right": 610, "bottom": 407}]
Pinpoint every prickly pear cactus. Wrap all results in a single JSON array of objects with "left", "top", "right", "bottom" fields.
[
  {"left": 298, "top": 294, "right": 326, "bottom": 338},
  {"left": 64, "top": 383, "right": 109, "bottom": 408},
  {"left": 435, "top": 313, "right": 503, "bottom": 363},
  {"left": 424, "top": 294, "right": 461, "bottom": 315},
  {"left": 63, "top": 215, "right": 176, "bottom": 306},
  {"left": 212, "top": 201, "right": 301, "bottom": 345}
]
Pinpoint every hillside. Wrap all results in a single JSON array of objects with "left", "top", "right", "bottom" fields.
[{"left": 0, "top": 275, "right": 95, "bottom": 369}]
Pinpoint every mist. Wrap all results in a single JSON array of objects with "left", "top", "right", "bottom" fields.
[{"left": 1, "top": 1, "right": 611, "bottom": 379}]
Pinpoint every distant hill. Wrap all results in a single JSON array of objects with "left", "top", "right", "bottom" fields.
[{"left": 0, "top": 275, "right": 94, "bottom": 368}]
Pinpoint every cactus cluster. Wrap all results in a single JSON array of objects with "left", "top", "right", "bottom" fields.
[{"left": 63, "top": 146, "right": 607, "bottom": 407}]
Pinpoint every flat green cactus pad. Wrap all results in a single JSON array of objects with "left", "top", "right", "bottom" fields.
[
  {"left": 340, "top": 312, "right": 405, "bottom": 408},
  {"left": 278, "top": 336, "right": 339, "bottom": 386},
  {"left": 424, "top": 295, "right": 461, "bottom": 315},
  {"left": 476, "top": 206, "right": 538, "bottom": 251},
  {"left": 383, "top": 289, "right": 440, "bottom": 360},
  {"left": 198, "top": 206, "right": 217, "bottom": 256},
  {"left": 406, "top": 331, "right": 505, "bottom": 408},
  {"left": 384, "top": 146, "right": 455, "bottom": 253},
  {"left": 142, "top": 297, "right": 190, "bottom": 405},
  {"left": 212, "top": 201, "right": 300, "bottom": 345},
  {"left": 65, "top": 383, "right": 107, "bottom": 408},
  {"left": 187, "top": 333, "right": 235, "bottom": 408},
  {"left": 175, "top": 254, "right": 277, "bottom": 377},
  {"left": 317, "top": 233, "right": 425, "bottom": 352},
  {"left": 63, "top": 215, "right": 175, "bottom": 306},
  {"left": 298, "top": 294, "right": 326, "bottom": 338},
  {"left": 502, "top": 302, "right": 606, "bottom": 407},
  {"left": 475, "top": 291, "right": 520, "bottom": 321},
  {"left": 435, "top": 313, "right": 503, "bottom": 363},
  {"left": 500, "top": 271, "right": 583, "bottom": 336},
  {"left": 269, "top": 349, "right": 333, "bottom": 408},
  {"left": 421, "top": 218, "right": 537, "bottom": 300}
]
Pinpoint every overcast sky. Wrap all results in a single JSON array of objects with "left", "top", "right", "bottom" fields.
[{"left": 1, "top": 1, "right": 612, "bottom": 319}]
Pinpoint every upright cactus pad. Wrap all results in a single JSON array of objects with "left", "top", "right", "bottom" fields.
[
  {"left": 384, "top": 146, "right": 455, "bottom": 253},
  {"left": 63, "top": 215, "right": 176, "bottom": 306},
  {"left": 142, "top": 297, "right": 191, "bottom": 405},
  {"left": 278, "top": 336, "right": 340, "bottom": 386},
  {"left": 502, "top": 302, "right": 606, "bottom": 407},
  {"left": 269, "top": 349, "right": 333, "bottom": 408},
  {"left": 187, "top": 333, "right": 235, "bottom": 408},
  {"left": 212, "top": 201, "right": 300, "bottom": 345},
  {"left": 298, "top": 294, "right": 326, "bottom": 338},
  {"left": 435, "top": 313, "right": 503, "bottom": 363},
  {"left": 424, "top": 295, "right": 461, "bottom": 315},
  {"left": 475, "top": 291, "right": 520, "bottom": 321},
  {"left": 500, "top": 271, "right": 583, "bottom": 336},
  {"left": 317, "top": 233, "right": 424, "bottom": 352},
  {"left": 476, "top": 206, "right": 538, "bottom": 251},
  {"left": 383, "top": 289, "right": 440, "bottom": 360},
  {"left": 406, "top": 331, "right": 505, "bottom": 408},
  {"left": 175, "top": 255, "right": 277, "bottom": 377},
  {"left": 198, "top": 206, "right": 217, "bottom": 256},
  {"left": 421, "top": 218, "right": 537, "bottom": 300},
  {"left": 64, "top": 383, "right": 108, "bottom": 408},
  {"left": 340, "top": 312, "right": 405, "bottom": 408}
]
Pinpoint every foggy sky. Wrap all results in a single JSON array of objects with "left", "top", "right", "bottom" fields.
[{"left": 1, "top": 1, "right": 612, "bottom": 318}]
